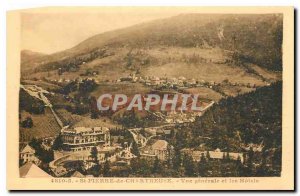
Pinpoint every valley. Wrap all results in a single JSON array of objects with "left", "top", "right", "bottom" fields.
[{"left": 19, "top": 13, "right": 283, "bottom": 178}]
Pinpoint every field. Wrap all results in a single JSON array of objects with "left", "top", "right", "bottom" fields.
[
  {"left": 90, "top": 82, "right": 152, "bottom": 97},
  {"left": 56, "top": 109, "right": 120, "bottom": 128},
  {"left": 19, "top": 108, "right": 61, "bottom": 142},
  {"left": 183, "top": 87, "right": 223, "bottom": 102},
  {"left": 247, "top": 63, "right": 282, "bottom": 81},
  {"left": 22, "top": 79, "right": 61, "bottom": 91},
  {"left": 220, "top": 86, "right": 255, "bottom": 97}
]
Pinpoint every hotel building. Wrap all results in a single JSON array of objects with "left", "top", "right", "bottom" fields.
[{"left": 61, "top": 126, "right": 110, "bottom": 152}]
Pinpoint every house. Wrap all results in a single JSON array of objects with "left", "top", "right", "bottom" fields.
[
  {"left": 83, "top": 161, "right": 96, "bottom": 170},
  {"left": 71, "top": 171, "right": 85, "bottom": 178},
  {"left": 152, "top": 140, "right": 170, "bottom": 160},
  {"left": 97, "top": 146, "right": 118, "bottom": 163},
  {"left": 141, "top": 140, "right": 173, "bottom": 161},
  {"left": 19, "top": 162, "right": 52, "bottom": 178},
  {"left": 178, "top": 76, "right": 186, "bottom": 81},
  {"left": 52, "top": 165, "right": 68, "bottom": 177},
  {"left": 136, "top": 133, "right": 147, "bottom": 146},
  {"left": 150, "top": 77, "right": 161, "bottom": 85},
  {"left": 118, "top": 143, "right": 137, "bottom": 164},
  {"left": 41, "top": 143, "right": 51, "bottom": 151},
  {"left": 20, "top": 144, "right": 39, "bottom": 164},
  {"left": 243, "top": 142, "right": 264, "bottom": 152}
]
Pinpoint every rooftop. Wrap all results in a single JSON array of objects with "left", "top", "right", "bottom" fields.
[
  {"left": 20, "top": 144, "right": 35, "bottom": 154},
  {"left": 152, "top": 140, "right": 168, "bottom": 150},
  {"left": 19, "top": 163, "right": 52, "bottom": 178},
  {"left": 62, "top": 126, "right": 109, "bottom": 134},
  {"left": 71, "top": 171, "right": 85, "bottom": 178}
]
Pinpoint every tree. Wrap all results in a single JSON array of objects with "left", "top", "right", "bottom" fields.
[
  {"left": 58, "top": 68, "right": 63, "bottom": 75},
  {"left": 130, "top": 158, "right": 152, "bottom": 176},
  {"left": 172, "top": 146, "right": 181, "bottom": 170},
  {"left": 22, "top": 117, "right": 33, "bottom": 128},
  {"left": 73, "top": 102, "right": 89, "bottom": 115},
  {"left": 198, "top": 153, "right": 208, "bottom": 177},
  {"left": 90, "top": 146, "right": 98, "bottom": 163},
  {"left": 234, "top": 155, "right": 244, "bottom": 176},
  {"left": 247, "top": 147, "right": 254, "bottom": 167},
  {"left": 79, "top": 79, "right": 97, "bottom": 93},
  {"left": 131, "top": 141, "right": 140, "bottom": 157},
  {"left": 52, "top": 134, "right": 64, "bottom": 151},
  {"left": 206, "top": 150, "right": 211, "bottom": 160},
  {"left": 226, "top": 151, "right": 230, "bottom": 161},
  {"left": 152, "top": 157, "right": 162, "bottom": 174},
  {"left": 222, "top": 152, "right": 226, "bottom": 160},
  {"left": 102, "top": 160, "right": 110, "bottom": 177},
  {"left": 90, "top": 96, "right": 99, "bottom": 119},
  {"left": 256, "top": 149, "right": 268, "bottom": 176},
  {"left": 89, "top": 164, "right": 101, "bottom": 177},
  {"left": 29, "top": 138, "right": 40, "bottom": 150},
  {"left": 182, "top": 153, "right": 196, "bottom": 177},
  {"left": 19, "top": 158, "right": 24, "bottom": 167},
  {"left": 29, "top": 138, "right": 54, "bottom": 163}
]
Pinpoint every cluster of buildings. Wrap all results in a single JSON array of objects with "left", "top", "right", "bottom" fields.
[
  {"left": 118, "top": 73, "right": 198, "bottom": 88},
  {"left": 117, "top": 72, "right": 261, "bottom": 91},
  {"left": 164, "top": 111, "right": 198, "bottom": 124},
  {"left": 19, "top": 123, "right": 247, "bottom": 178},
  {"left": 147, "top": 100, "right": 214, "bottom": 124},
  {"left": 45, "top": 77, "right": 100, "bottom": 85},
  {"left": 180, "top": 148, "right": 244, "bottom": 163},
  {"left": 49, "top": 126, "right": 137, "bottom": 173},
  {"left": 19, "top": 125, "right": 139, "bottom": 178}
]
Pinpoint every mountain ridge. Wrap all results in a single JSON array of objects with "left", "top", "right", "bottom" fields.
[{"left": 21, "top": 13, "right": 283, "bottom": 80}]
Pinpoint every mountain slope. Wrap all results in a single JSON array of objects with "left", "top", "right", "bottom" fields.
[
  {"left": 22, "top": 13, "right": 283, "bottom": 76},
  {"left": 21, "top": 50, "right": 48, "bottom": 75},
  {"left": 192, "top": 81, "right": 282, "bottom": 151},
  {"left": 21, "top": 50, "right": 47, "bottom": 64}
]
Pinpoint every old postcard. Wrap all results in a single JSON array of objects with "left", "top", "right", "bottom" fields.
[{"left": 7, "top": 7, "right": 294, "bottom": 190}]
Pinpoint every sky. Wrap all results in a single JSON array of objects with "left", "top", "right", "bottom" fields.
[{"left": 21, "top": 8, "right": 188, "bottom": 54}]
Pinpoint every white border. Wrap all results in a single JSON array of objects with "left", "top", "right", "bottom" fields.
[{"left": 2, "top": 0, "right": 299, "bottom": 195}]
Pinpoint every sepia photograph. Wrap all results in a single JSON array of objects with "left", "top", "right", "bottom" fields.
[{"left": 6, "top": 6, "right": 294, "bottom": 190}]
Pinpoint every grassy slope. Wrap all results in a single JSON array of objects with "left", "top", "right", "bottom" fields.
[
  {"left": 55, "top": 109, "right": 120, "bottom": 129},
  {"left": 19, "top": 108, "right": 61, "bottom": 142},
  {"left": 27, "top": 46, "right": 279, "bottom": 85}
]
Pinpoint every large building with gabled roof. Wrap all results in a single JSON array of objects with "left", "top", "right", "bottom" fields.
[{"left": 19, "top": 144, "right": 39, "bottom": 164}]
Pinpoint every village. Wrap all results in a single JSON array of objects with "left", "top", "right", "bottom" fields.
[
  {"left": 20, "top": 125, "right": 258, "bottom": 178},
  {"left": 19, "top": 81, "right": 266, "bottom": 178}
]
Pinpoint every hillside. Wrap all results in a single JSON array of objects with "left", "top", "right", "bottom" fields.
[
  {"left": 19, "top": 108, "right": 61, "bottom": 142},
  {"left": 21, "top": 50, "right": 47, "bottom": 71},
  {"left": 21, "top": 14, "right": 283, "bottom": 81},
  {"left": 19, "top": 14, "right": 283, "bottom": 130},
  {"left": 21, "top": 50, "right": 46, "bottom": 62},
  {"left": 191, "top": 82, "right": 282, "bottom": 151},
  {"left": 19, "top": 89, "right": 61, "bottom": 141}
]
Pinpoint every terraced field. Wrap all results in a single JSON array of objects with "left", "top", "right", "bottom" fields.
[{"left": 19, "top": 108, "right": 61, "bottom": 142}]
